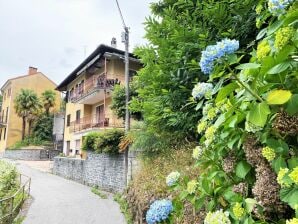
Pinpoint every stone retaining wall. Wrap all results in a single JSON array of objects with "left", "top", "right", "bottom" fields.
[
  {"left": 3, "top": 149, "right": 59, "bottom": 161},
  {"left": 53, "top": 151, "right": 140, "bottom": 192}
]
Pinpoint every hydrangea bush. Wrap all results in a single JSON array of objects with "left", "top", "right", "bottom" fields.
[{"left": 164, "top": 0, "right": 298, "bottom": 223}]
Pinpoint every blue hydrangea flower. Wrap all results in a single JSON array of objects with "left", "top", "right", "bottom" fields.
[
  {"left": 268, "top": 0, "right": 293, "bottom": 15},
  {"left": 199, "top": 39, "right": 239, "bottom": 75},
  {"left": 166, "top": 171, "right": 180, "bottom": 186},
  {"left": 146, "top": 199, "right": 173, "bottom": 224},
  {"left": 192, "top": 82, "right": 213, "bottom": 99}
]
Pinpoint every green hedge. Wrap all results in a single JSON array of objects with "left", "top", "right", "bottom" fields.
[
  {"left": 0, "top": 160, "right": 19, "bottom": 218},
  {"left": 82, "top": 129, "right": 124, "bottom": 154}
]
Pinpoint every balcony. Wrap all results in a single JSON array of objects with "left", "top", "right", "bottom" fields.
[
  {"left": 69, "top": 73, "right": 120, "bottom": 105},
  {"left": 0, "top": 115, "right": 7, "bottom": 127},
  {"left": 69, "top": 114, "right": 124, "bottom": 133}
]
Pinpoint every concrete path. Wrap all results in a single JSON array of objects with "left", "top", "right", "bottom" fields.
[{"left": 16, "top": 162, "right": 126, "bottom": 224}]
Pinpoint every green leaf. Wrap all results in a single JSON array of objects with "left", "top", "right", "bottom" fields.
[
  {"left": 267, "top": 90, "right": 292, "bottom": 105},
  {"left": 256, "top": 28, "right": 267, "bottom": 40},
  {"left": 215, "top": 82, "right": 239, "bottom": 103},
  {"left": 288, "top": 157, "right": 298, "bottom": 169},
  {"left": 236, "top": 161, "right": 252, "bottom": 179},
  {"left": 267, "top": 19, "right": 284, "bottom": 35},
  {"left": 236, "top": 63, "right": 261, "bottom": 70},
  {"left": 207, "top": 199, "right": 216, "bottom": 211},
  {"left": 244, "top": 217, "right": 255, "bottom": 224},
  {"left": 247, "top": 102, "right": 271, "bottom": 127},
  {"left": 286, "top": 94, "right": 298, "bottom": 115},
  {"left": 265, "top": 138, "right": 289, "bottom": 154},
  {"left": 245, "top": 198, "right": 257, "bottom": 213},
  {"left": 267, "top": 62, "right": 291, "bottom": 74},
  {"left": 280, "top": 188, "right": 298, "bottom": 209},
  {"left": 223, "top": 188, "right": 242, "bottom": 203},
  {"left": 272, "top": 156, "right": 287, "bottom": 173},
  {"left": 202, "top": 178, "right": 212, "bottom": 195}
]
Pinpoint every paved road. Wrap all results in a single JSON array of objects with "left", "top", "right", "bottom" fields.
[{"left": 16, "top": 162, "right": 126, "bottom": 224}]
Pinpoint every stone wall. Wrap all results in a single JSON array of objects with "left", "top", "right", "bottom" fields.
[
  {"left": 53, "top": 151, "right": 140, "bottom": 192},
  {"left": 4, "top": 149, "right": 60, "bottom": 161}
]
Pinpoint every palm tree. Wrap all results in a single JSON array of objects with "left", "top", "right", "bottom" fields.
[
  {"left": 14, "top": 89, "right": 42, "bottom": 140},
  {"left": 41, "top": 90, "right": 56, "bottom": 115}
]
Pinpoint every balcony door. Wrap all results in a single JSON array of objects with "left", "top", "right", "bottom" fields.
[{"left": 95, "top": 105, "right": 104, "bottom": 125}]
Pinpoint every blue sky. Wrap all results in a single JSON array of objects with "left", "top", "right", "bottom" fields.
[{"left": 0, "top": 0, "right": 154, "bottom": 87}]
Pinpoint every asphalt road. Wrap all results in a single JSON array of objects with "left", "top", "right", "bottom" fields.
[{"left": 16, "top": 162, "right": 126, "bottom": 224}]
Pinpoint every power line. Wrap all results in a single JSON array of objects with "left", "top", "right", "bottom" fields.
[{"left": 115, "top": 0, "right": 127, "bottom": 29}]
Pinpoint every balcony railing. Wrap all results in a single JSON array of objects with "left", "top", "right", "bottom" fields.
[
  {"left": 69, "top": 73, "right": 120, "bottom": 103},
  {"left": 69, "top": 114, "right": 124, "bottom": 133}
]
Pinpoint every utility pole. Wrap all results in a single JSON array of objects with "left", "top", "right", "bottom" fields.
[{"left": 116, "top": 0, "right": 130, "bottom": 186}]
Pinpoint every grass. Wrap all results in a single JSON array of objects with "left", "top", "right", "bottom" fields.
[
  {"left": 8, "top": 136, "right": 47, "bottom": 150},
  {"left": 113, "top": 193, "right": 133, "bottom": 224},
  {"left": 91, "top": 186, "right": 108, "bottom": 199}
]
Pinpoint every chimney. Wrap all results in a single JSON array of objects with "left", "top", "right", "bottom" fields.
[
  {"left": 111, "top": 37, "right": 117, "bottom": 48},
  {"left": 28, "top": 66, "right": 38, "bottom": 75}
]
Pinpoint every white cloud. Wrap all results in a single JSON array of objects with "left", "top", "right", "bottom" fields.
[{"left": 0, "top": 0, "right": 154, "bottom": 87}]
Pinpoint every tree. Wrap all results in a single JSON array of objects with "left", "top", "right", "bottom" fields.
[
  {"left": 33, "top": 114, "right": 53, "bottom": 141},
  {"left": 14, "top": 89, "right": 42, "bottom": 140},
  {"left": 131, "top": 0, "right": 259, "bottom": 150},
  {"left": 111, "top": 83, "right": 142, "bottom": 121},
  {"left": 41, "top": 90, "right": 56, "bottom": 115}
]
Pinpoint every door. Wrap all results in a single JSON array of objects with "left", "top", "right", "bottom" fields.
[{"left": 95, "top": 105, "right": 104, "bottom": 125}]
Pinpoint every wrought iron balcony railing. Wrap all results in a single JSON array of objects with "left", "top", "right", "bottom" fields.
[
  {"left": 69, "top": 73, "right": 120, "bottom": 103},
  {"left": 69, "top": 114, "right": 123, "bottom": 133},
  {"left": 0, "top": 115, "right": 8, "bottom": 125}
]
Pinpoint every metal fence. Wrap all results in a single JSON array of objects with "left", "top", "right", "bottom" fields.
[{"left": 0, "top": 174, "right": 31, "bottom": 224}]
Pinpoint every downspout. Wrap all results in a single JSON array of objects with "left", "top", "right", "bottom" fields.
[{"left": 103, "top": 56, "right": 107, "bottom": 129}]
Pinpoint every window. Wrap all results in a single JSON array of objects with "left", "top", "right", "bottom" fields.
[
  {"left": 3, "top": 128, "right": 6, "bottom": 140},
  {"left": 69, "top": 88, "right": 74, "bottom": 100},
  {"left": 76, "top": 110, "right": 81, "bottom": 124},
  {"left": 66, "top": 114, "right": 71, "bottom": 127},
  {"left": 7, "top": 88, "right": 11, "bottom": 97},
  {"left": 5, "top": 107, "right": 8, "bottom": 122},
  {"left": 80, "top": 80, "right": 84, "bottom": 94}
]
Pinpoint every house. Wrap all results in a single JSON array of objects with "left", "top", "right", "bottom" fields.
[
  {"left": 0, "top": 67, "right": 61, "bottom": 151},
  {"left": 56, "top": 43, "right": 141, "bottom": 157}
]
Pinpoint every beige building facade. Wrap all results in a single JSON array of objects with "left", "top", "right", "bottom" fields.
[
  {"left": 0, "top": 67, "right": 60, "bottom": 151},
  {"left": 57, "top": 44, "right": 140, "bottom": 156}
]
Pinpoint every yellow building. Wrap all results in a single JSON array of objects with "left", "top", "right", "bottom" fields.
[
  {"left": 0, "top": 67, "right": 60, "bottom": 151},
  {"left": 57, "top": 44, "right": 141, "bottom": 156}
]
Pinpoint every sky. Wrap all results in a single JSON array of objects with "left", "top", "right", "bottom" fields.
[{"left": 0, "top": 0, "right": 155, "bottom": 88}]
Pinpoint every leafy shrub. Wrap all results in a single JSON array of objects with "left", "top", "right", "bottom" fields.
[
  {"left": 131, "top": 0, "right": 259, "bottom": 151},
  {"left": 82, "top": 132, "right": 101, "bottom": 151},
  {"left": 82, "top": 129, "right": 124, "bottom": 154},
  {"left": 0, "top": 160, "right": 19, "bottom": 218},
  {"left": 32, "top": 113, "right": 53, "bottom": 141},
  {"left": 164, "top": 1, "right": 298, "bottom": 223},
  {"left": 0, "top": 160, "right": 18, "bottom": 198}
]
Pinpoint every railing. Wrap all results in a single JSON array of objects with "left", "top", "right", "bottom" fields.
[
  {"left": 69, "top": 73, "right": 120, "bottom": 103},
  {"left": 69, "top": 114, "right": 124, "bottom": 133},
  {"left": 0, "top": 116, "right": 7, "bottom": 125},
  {"left": 0, "top": 174, "right": 31, "bottom": 224}
]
